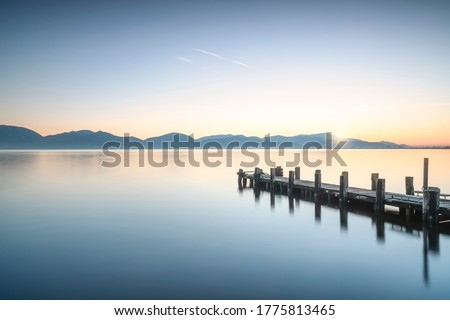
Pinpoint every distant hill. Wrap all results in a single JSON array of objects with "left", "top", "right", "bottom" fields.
[
  {"left": 0, "top": 125, "right": 43, "bottom": 148},
  {"left": 0, "top": 124, "right": 412, "bottom": 149}
]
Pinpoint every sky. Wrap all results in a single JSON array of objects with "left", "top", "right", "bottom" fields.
[{"left": 0, "top": 0, "right": 449, "bottom": 146}]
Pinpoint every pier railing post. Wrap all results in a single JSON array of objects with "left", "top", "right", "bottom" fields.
[
  {"left": 275, "top": 166, "right": 283, "bottom": 177},
  {"left": 314, "top": 169, "right": 321, "bottom": 201},
  {"left": 423, "top": 158, "right": 429, "bottom": 189},
  {"left": 371, "top": 173, "right": 379, "bottom": 191},
  {"left": 375, "top": 178, "right": 385, "bottom": 214},
  {"left": 342, "top": 171, "right": 349, "bottom": 190},
  {"left": 405, "top": 176, "right": 414, "bottom": 195},
  {"left": 423, "top": 187, "right": 440, "bottom": 224},
  {"left": 270, "top": 167, "right": 275, "bottom": 191},
  {"left": 295, "top": 166, "right": 300, "bottom": 180},
  {"left": 339, "top": 174, "right": 348, "bottom": 205},
  {"left": 250, "top": 167, "right": 256, "bottom": 188},
  {"left": 237, "top": 169, "right": 244, "bottom": 189},
  {"left": 288, "top": 170, "right": 294, "bottom": 195}
]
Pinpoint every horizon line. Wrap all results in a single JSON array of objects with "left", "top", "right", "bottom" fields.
[{"left": 2, "top": 124, "right": 450, "bottom": 148}]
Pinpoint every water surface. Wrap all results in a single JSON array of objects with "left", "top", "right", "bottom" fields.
[{"left": 0, "top": 150, "right": 449, "bottom": 299}]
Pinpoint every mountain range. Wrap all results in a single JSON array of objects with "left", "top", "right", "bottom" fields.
[{"left": 0, "top": 124, "right": 411, "bottom": 149}]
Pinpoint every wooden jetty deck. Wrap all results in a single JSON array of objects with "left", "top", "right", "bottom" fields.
[{"left": 237, "top": 158, "right": 450, "bottom": 222}]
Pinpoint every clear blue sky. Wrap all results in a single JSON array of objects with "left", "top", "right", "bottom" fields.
[{"left": 1, "top": 0, "right": 449, "bottom": 145}]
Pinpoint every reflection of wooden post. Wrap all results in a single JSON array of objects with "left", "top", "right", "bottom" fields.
[
  {"left": 314, "top": 169, "right": 321, "bottom": 201},
  {"left": 315, "top": 201, "right": 321, "bottom": 222},
  {"left": 289, "top": 195, "right": 294, "bottom": 213},
  {"left": 375, "top": 178, "right": 385, "bottom": 214},
  {"left": 423, "top": 187, "right": 440, "bottom": 224},
  {"left": 340, "top": 205, "right": 348, "bottom": 230},
  {"left": 253, "top": 184, "right": 260, "bottom": 202},
  {"left": 295, "top": 166, "right": 300, "bottom": 180},
  {"left": 405, "top": 176, "right": 414, "bottom": 195},
  {"left": 288, "top": 170, "right": 294, "bottom": 195},
  {"left": 376, "top": 215, "right": 385, "bottom": 243},
  {"left": 423, "top": 158, "right": 429, "bottom": 189},
  {"left": 270, "top": 188, "right": 275, "bottom": 208},
  {"left": 371, "top": 173, "right": 379, "bottom": 191}
]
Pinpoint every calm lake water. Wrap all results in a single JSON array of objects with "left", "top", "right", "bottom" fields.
[{"left": 0, "top": 149, "right": 449, "bottom": 299}]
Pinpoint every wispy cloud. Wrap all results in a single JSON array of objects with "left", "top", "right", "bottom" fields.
[
  {"left": 176, "top": 56, "right": 193, "bottom": 64},
  {"left": 195, "top": 48, "right": 250, "bottom": 68},
  {"left": 175, "top": 55, "right": 217, "bottom": 73}
]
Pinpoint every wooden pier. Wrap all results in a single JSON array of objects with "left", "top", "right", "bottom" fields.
[{"left": 237, "top": 158, "right": 450, "bottom": 222}]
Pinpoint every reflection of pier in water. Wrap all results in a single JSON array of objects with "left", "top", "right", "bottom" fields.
[{"left": 245, "top": 181, "right": 446, "bottom": 286}]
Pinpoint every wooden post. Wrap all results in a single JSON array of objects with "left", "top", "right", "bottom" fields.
[
  {"left": 270, "top": 167, "right": 275, "bottom": 191},
  {"left": 314, "top": 169, "right": 321, "bottom": 201},
  {"left": 339, "top": 174, "right": 348, "bottom": 205},
  {"left": 375, "top": 178, "right": 385, "bottom": 214},
  {"left": 423, "top": 158, "right": 429, "bottom": 189},
  {"left": 295, "top": 166, "right": 300, "bottom": 180},
  {"left": 288, "top": 170, "right": 294, "bottom": 195},
  {"left": 275, "top": 166, "right": 283, "bottom": 177},
  {"left": 251, "top": 167, "right": 259, "bottom": 188},
  {"left": 423, "top": 187, "right": 440, "bottom": 223},
  {"left": 342, "top": 171, "right": 349, "bottom": 189},
  {"left": 371, "top": 173, "right": 379, "bottom": 191},
  {"left": 237, "top": 169, "right": 244, "bottom": 189},
  {"left": 253, "top": 184, "right": 260, "bottom": 202},
  {"left": 405, "top": 176, "right": 414, "bottom": 195}
]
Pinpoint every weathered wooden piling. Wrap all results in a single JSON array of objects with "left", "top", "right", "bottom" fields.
[
  {"left": 288, "top": 170, "right": 294, "bottom": 195},
  {"left": 295, "top": 166, "right": 300, "bottom": 180},
  {"left": 405, "top": 176, "right": 414, "bottom": 195},
  {"left": 342, "top": 171, "right": 349, "bottom": 188},
  {"left": 371, "top": 173, "right": 379, "bottom": 191},
  {"left": 314, "top": 169, "right": 321, "bottom": 201},
  {"left": 239, "top": 162, "right": 450, "bottom": 219},
  {"left": 423, "top": 187, "right": 440, "bottom": 223},
  {"left": 427, "top": 223, "right": 440, "bottom": 253},
  {"left": 339, "top": 174, "right": 348, "bottom": 205},
  {"left": 275, "top": 166, "right": 283, "bottom": 177},
  {"left": 237, "top": 169, "right": 244, "bottom": 189},
  {"left": 270, "top": 168, "right": 275, "bottom": 191},
  {"left": 375, "top": 178, "right": 385, "bottom": 213},
  {"left": 250, "top": 167, "right": 257, "bottom": 188},
  {"left": 423, "top": 158, "right": 429, "bottom": 189}
]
